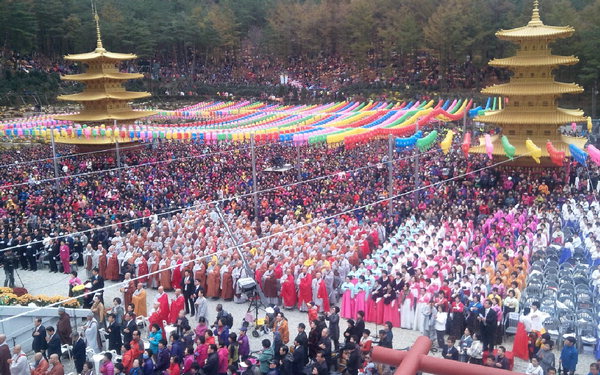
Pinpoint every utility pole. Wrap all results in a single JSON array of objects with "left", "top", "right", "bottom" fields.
[
  {"left": 251, "top": 133, "right": 259, "bottom": 223},
  {"left": 387, "top": 134, "right": 394, "bottom": 218},
  {"left": 49, "top": 126, "right": 60, "bottom": 191},
  {"left": 114, "top": 120, "right": 122, "bottom": 179},
  {"left": 592, "top": 80, "right": 598, "bottom": 120}
]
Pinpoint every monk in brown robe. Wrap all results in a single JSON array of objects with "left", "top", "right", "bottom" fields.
[
  {"left": 98, "top": 249, "right": 108, "bottom": 279},
  {"left": 206, "top": 262, "right": 220, "bottom": 299},
  {"left": 221, "top": 262, "right": 234, "bottom": 301},
  {"left": 159, "top": 257, "right": 172, "bottom": 291},
  {"left": 106, "top": 250, "right": 119, "bottom": 281},
  {"left": 195, "top": 261, "right": 208, "bottom": 292},
  {"left": 121, "top": 273, "right": 135, "bottom": 307}
]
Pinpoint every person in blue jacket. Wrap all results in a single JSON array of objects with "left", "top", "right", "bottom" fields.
[{"left": 560, "top": 337, "right": 578, "bottom": 375}]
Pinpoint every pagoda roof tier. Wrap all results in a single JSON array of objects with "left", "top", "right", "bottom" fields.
[
  {"left": 482, "top": 82, "right": 583, "bottom": 96},
  {"left": 496, "top": 0, "right": 573, "bottom": 41},
  {"left": 489, "top": 55, "right": 578, "bottom": 67},
  {"left": 64, "top": 48, "right": 137, "bottom": 61},
  {"left": 476, "top": 107, "right": 586, "bottom": 126},
  {"left": 57, "top": 91, "right": 151, "bottom": 102},
  {"left": 54, "top": 109, "right": 157, "bottom": 122},
  {"left": 496, "top": 25, "right": 574, "bottom": 40},
  {"left": 61, "top": 72, "right": 144, "bottom": 81}
]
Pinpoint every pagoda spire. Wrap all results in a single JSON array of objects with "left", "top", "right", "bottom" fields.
[
  {"left": 528, "top": 0, "right": 543, "bottom": 27},
  {"left": 92, "top": 1, "right": 104, "bottom": 51}
]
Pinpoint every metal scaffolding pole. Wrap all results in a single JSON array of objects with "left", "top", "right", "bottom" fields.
[
  {"left": 251, "top": 133, "right": 259, "bottom": 222},
  {"left": 414, "top": 123, "right": 420, "bottom": 201},
  {"left": 49, "top": 127, "right": 60, "bottom": 191},
  {"left": 114, "top": 120, "right": 122, "bottom": 179},
  {"left": 387, "top": 134, "right": 394, "bottom": 218},
  {"left": 296, "top": 144, "right": 302, "bottom": 182}
]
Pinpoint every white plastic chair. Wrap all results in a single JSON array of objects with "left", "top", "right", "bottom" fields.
[{"left": 61, "top": 344, "right": 72, "bottom": 360}]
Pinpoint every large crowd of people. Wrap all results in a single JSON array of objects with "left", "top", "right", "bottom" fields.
[
  {"left": 1, "top": 48, "right": 508, "bottom": 100},
  {"left": 0, "top": 133, "right": 599, "bottom": 375}
]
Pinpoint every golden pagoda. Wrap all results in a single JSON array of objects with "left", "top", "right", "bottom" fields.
[
  {"left": 54, "top": 11, "right": 156, "bottom": 123},
  {"left": 473, "top": 0, "right": 587, "bottom": 160}
]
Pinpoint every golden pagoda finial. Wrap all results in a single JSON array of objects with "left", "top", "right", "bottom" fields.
[
  {"left": 91, "top": 0, "right": 104, "bottom": 50},
  {"left": 528, "top": 0, "right": 543, "bottom": 26}
]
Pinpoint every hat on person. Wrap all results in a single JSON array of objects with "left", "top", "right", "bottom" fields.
[
  {"left": 87, "top": 311, "right": 94, "bottom": 317},
  {"left": 240, "top": 326, "right": 248, "bottom": 332},
  {"left": 58, "top": 307, "right": 65, "bottom": 313}
]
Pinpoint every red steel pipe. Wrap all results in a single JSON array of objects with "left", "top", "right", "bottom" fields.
[{"left": 371, "top": 336, "right": 520, "bottom": 375}]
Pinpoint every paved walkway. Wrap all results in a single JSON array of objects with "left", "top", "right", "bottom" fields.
[{"left": 8, "top": 267, "right": 597, "bottom": 374}]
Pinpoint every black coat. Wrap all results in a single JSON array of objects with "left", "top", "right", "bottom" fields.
[
  {"left": 47, "top": 334, "right": 61, "bottom": 358},
  {"left": 292, "top": 345, "right": 308, "bottom": 375},
  {"left": 346, "top": 349, "right": 362, "bottom": 375},
  {"left": 352, "top": 319, "right": 365, "bottom": 340},
  {"left": 325, "top": 313, "right": 339, "bottom": 341},
  {"left": 106, "top": 322, "right": 122, "bottom": 350},
  {"left": 480, "top": 308, "right": 497, "bottom": 336},
  {"left": 32, "top": 324, "right": 47, "bottom": 353},
  {"left": 72, "top": 338, "right": 87, "bottom": 365},
  {"left": 122, "top": 319, "right": 137, "bottom": 345},
  {"left": 203, "top": 352, "right": 219, "bottom": 375},
  {"left": 181, "top": 276, "right": 195, "bottom": 296}
]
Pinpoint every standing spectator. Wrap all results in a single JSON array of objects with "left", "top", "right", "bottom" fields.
[
  {"left": 182, "top": 270, "right": 195, "bottom": 316},
  {"left": 100, "top": 352, "right": 115, "bottom": 375},
  {"left": 84, "top": 312, "right": 100, "bottom": 353},
  {"left": 434, "top": 305, "right": 448, "bottom": 349},
  {"left": 32, "top": 318, "right": 47, "bottom": 356},
  {"left": 536, "top": 340, "right": 555, "bottom": 374},
  {"left": 194, "top": 285, "right": 207, "bottom": 322},
  {"left": 442, "top": 336, "right": 459, "bottom": 361},
  {"left": 525, "top": 357, "right": 544, "bottom": 375},
  {"left": 72, "top": 332, "right": 87, "bottom": 374},
  {"left": 142, "top": 349, "right": 155, "bottom": 375},
  {"left": 310, "top": 351, "right": 329, "bottom": 375},
  {"left": 325, "top": 307, "right": 340, "bottom": 351},
  {"left": 478, "top": 300, "right": 497, "bottom": 352},
  {"left": 237, "top": 327, "right": 250, "bottom": 361},
  {"left": 0, "top": 335, "right": 11, "bottom": 375},
  {"left": 202, "top": 344, "right": 219, "bottom": 375},
  {"left": 59, "top": 239, "right": 70, "bottom": 274},
  {"left": 122, "top": 313, "right": 137, "bottom": 345},
  {"left": 106, "top": 313, "right": 123, "bottom": 354},
  {"left": 156, "top": 340, "right": 171, "bottom": 373},
  {"left": 46, "top": 326, "right": 61, "bottom": 359},
  {"left": 259, "top": 339, "right": 274, "bottom": 375},
  {"left": 559, "top": 337, "right": 578, "bottom": 375},
  {"left": 8, "top": 345, "right": 29, "bottom": 375},
  {"left": 56, "top": 308, "right": 72, "bottom": 345}
]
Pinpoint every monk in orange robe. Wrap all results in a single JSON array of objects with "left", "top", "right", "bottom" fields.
[
  {"left": 106, "top": 250, "right": 119, "bottom": 281},
  {"left": 131, "top": 283, "right": 147, "bottom": 317},
  {"left": 168, "top": 289, "right": 185, "bottom": 324},
  {"left": 149, "top": 253, "right": 160, "bottom": 288},
  {"left": 206, "top": 263, "right": 221, "bottom": 299}
]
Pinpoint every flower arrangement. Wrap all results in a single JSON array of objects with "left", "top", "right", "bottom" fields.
[{"left": 0, "top": 288, "right": 79, "bottom": 308}]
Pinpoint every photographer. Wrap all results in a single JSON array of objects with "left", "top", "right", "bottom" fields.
[{"left": 2, "top": 249, "right": 16, "bottom": 288}]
